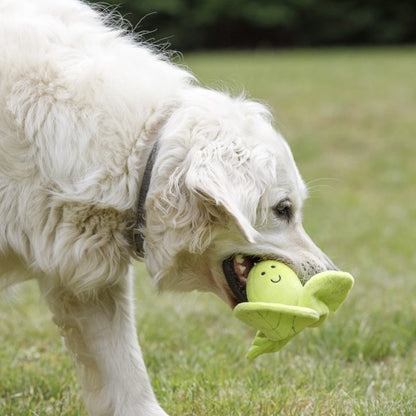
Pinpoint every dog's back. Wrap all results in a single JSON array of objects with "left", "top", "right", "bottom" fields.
[{"left": 0, "top": 0, "right": 190, "bottom": 291}]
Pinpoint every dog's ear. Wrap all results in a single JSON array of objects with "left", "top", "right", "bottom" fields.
[{"left": 184, "top": 142, "right": 260, "bottom": 244}]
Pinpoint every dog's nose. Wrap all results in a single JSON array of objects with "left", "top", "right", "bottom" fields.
[{"left": 298, "top": 254, "right": 339, "bottom": 282}]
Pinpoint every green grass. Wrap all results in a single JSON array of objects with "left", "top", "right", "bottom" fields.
[{"left": 1, "top": 47, "right": 416, "bottom": 415}]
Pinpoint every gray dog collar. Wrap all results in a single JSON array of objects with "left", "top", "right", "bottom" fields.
[{"left": 133, "top": 142, "right": 158, "bottom": 258}]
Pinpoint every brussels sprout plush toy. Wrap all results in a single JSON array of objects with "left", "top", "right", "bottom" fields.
[{"left": 234, "top": 261, "right": 354, "bottom": 360}]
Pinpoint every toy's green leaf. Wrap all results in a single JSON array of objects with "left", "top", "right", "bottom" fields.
[
  {"left": 246, "top": 331, "right": 295, "bottom": 360},
  {"left": 299, "top": 271, "right": 354, "bottom": 326},
  {"left": 234, "top": 302, "right": 319, "bottom": 341}
]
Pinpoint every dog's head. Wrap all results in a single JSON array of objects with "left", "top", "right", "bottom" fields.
[{"left": 145, "top": 88, "right": 337, "bottom": 307}]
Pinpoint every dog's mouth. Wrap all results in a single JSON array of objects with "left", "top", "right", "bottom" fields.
[{"left": 222, "top": 254, "right": 262, "bottom": 304}]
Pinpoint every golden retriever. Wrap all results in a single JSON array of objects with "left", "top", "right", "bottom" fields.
[{"left": 0, "top": 0, "right": 337, "bottom": 414}]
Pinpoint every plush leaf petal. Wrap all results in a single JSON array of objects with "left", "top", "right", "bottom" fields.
[
  {"left": 299, "top": 271, "right": 354, "bottom": 326},
  {"left": 246, "top": 331, "right": 296, "bottom": 360},
  {"left": 234, "top": 302, "right": 319, "bottom": 341}
]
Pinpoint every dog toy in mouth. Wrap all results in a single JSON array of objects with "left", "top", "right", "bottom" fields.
[{"left": 234, "top": 260, "right": 354, "bottom": 360}]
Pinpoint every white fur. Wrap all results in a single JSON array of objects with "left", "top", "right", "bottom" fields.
[{"left": 0, "top": 1, "right": 336, "bottom": 415}]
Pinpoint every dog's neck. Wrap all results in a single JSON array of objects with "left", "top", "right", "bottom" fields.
[{"left": 133, "top": 141, "right": 159, "bottom": 258}]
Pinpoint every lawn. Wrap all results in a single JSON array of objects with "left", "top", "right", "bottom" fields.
[{"left": 1, "top": 47, "right": 416, "bottom": 415}]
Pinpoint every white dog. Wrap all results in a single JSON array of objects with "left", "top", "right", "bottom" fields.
[{"left": 0, "top": 0, "right": 337, "bottom": 415}]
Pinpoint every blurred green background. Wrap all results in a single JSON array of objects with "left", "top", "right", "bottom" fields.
[{"left": 91, "top": 0, "right": 416, "bottom": 50}]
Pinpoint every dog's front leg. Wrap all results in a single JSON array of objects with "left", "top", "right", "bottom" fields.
[{"left": 38, "top": 269, "right": 168, "bottom": 416}]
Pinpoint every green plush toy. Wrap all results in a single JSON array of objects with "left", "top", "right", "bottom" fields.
[{"left": 234, "top": 260, "right": 354, "bottom": 360}]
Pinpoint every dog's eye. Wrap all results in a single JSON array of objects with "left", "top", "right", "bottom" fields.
[{"left": 273, "top": 199, "right": 293, "bottom": 222}]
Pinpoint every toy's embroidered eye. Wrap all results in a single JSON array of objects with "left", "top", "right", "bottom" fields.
[{"left": 273, "top": 198, "right": 293, "bottom": 222}]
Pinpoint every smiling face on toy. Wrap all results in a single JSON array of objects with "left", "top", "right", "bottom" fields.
[{"left": 246, "top": 261, "right": 303, "bottom": 305}]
